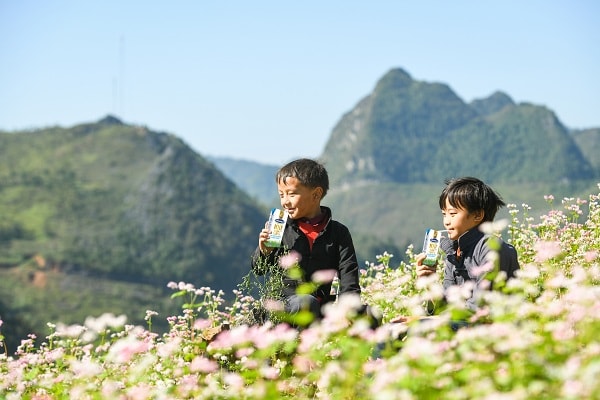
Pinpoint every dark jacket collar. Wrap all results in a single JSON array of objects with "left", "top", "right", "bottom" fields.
[{"left": 456, "top": 226, "right": 484, "bottom": 252}]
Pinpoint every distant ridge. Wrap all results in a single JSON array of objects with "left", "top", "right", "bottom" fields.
[{"left": 207, "top": 156, "right": 278, "bottom": 206}]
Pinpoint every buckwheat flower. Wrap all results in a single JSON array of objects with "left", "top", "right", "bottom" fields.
[
  {"left": 293, "top": 354, "right": 316, "bottom": 373},
  {"left": 55, "top": 323, "right": 86, "bottom": 338},
  {"left": 70, "top": 358, "right": 103, "bottom": 378},
  {"left": 260, "top": 365, "right": 280, "bottom": 380},
  {"left": 193, "top": 318, "right": 211, "bottom": 330},
  {"left": 253, "top": 323, "right": 297, "bottom": 349},
  {"left": 516, "top": 264, "right": 540, "bottom": 280},
  {"left": 562, "top": 380, "right": 585, "bottom": 399},
  {"left": 107, "top": 336, "right": 151, "bottom": 363},
  {"left": 445, "top": 281, "right": 475, "bottom": 307},
  {"left": 279, "top": 250, "right": 301, "bottom": 269},
  {"left": 298, "top": 327, "right": 324, "bottom": 353},
  {"left": 235, "top": 347, "right": 254, "bottom": 358},
  {"left": 263, "top": 298, "right": 285, "bottom": 312},
  {"left": 178, "top": 281, "right": 194, "bottom": 291},
  {"left": 471, "top": 261, "right": 494, "bottom": 277},
  {"left": 311, "top": 269, "right": 337, "bottom": 284},
  {"left": 584, "top": 250, "right": 599, "bottom": 262},
  {"left": 223, "top": 372, "right": 245, "bottom": 390},
  {"left": 144, "top": 310, "right": 158, "bottom": 321},
  {"left": 85, "top": 313, "right": 127, "bottom": 333},
  {"left": 317, "top": 360, "right": 344, "bottom": 391},
  {"left": 167, "top": 281, "right": 178, "bottom": 290},
  {"left": 548, "top": 320, "right": 575, "bottom": 341},
  {"left": 479, "top": 219, "right": 509, "bottom": 235},
  {"left": 534, "top": 240, "right": 562, "bottom": 262},
  {"left": 43, "top": 347, "right": 65, "bottom": 363},
  {"left": 126, "top": 383, "right": 153, "bottom": 400},
  {"left": 190, "top": 355, "right": 218, "bottom": 374},
  {"left": 156, "top": 336, "right": 181, "bottom": 358}
]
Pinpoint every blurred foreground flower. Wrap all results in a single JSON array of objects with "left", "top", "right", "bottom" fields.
[{"left": 534, "top": 240, "right": 562, "bottom": 262}]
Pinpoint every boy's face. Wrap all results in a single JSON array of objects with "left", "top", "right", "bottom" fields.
[
  {"left": 441, "top": 198, "right": 483, "bottom": 241},
  {"left": 277, "top": 177, "right": 322, "bottom": 220}
]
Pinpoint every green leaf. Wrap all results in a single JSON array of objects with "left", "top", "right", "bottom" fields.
[
  {"left": 296, "top": 282, "right": 317, "bottom": 295},
  {"left": 170, "top": 290, "right": 187, "bottom": 299}
]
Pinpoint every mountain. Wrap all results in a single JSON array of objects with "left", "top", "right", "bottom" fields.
[
  {"left": 320, "top": 68, "right": 599, "bottom": 256},
  {"left": 469, "top": 91, "right": 514, "bottom": 116},
  {"left": 0, "top": 117, "right": 266, "bottom": 349},
  {"left": 320, "top": 68, "right": 596, "bottom": 185},
  {"left": 0, "top": 116, "right": 265, "bottom": 287},
  {"left": 207, "top": 156, "right": 279, "bottom": 206},
  {"left": 572, "top": 128, "right": 600, "bottom": 175}
]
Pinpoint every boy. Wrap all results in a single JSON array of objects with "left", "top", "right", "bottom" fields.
[
  {"left": 251, "top": 158, "right": 363, "bottom": 321},
  {"left": 414, "top": 176, "right": 520, "bottom": 312}
]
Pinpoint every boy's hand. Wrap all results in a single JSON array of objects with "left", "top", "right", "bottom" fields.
[
  {"left": 258, "top": 222, "right": 273, "bottom": 255},
  {"left": 415, "top": 253, "right": 436, "bottom": 277}
]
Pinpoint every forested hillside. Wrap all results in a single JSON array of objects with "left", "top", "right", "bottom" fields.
[
  {"left": 0, "top": 116, "right": 264, "bottom": 287},
  {"left": 320, "top": 68, "right": 596, "bottom": 185},
  {"left": 0, "top": 117, "right": 266, "bottom": 350}
]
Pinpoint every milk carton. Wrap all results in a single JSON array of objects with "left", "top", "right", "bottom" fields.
[
  {"left": 422, "top": 229, "right": 444, "bottom": 267},
  {"left": 265, "top": 208, "right": 289, "bottom": 248}
]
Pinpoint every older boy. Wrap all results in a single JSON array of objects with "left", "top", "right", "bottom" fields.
[
  {"left": 251, "top": 158, "right": 363, "bottom": 322},
  {"left": 415, "top": 176, "right": 520, "bottom": 312}
]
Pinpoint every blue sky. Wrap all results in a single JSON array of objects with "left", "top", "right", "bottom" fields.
[{"left": 1, "top": 1, "right": 598, "bottom": 165}]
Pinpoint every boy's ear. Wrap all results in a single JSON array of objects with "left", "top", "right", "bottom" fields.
[
  {"left": 473, "top": 210, "right": 484, "bottom": 222},
  {"left": 313, "top": 187, "right": 323, "bottom": 200}
]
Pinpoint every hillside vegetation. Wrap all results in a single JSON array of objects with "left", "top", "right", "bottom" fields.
[
  {"left": 0, "top": 116, "right": 264, "bottom": 286},
  {"left": 0, "top": 117, "right": 266, "bottom": 349},
  {"left": 320, "top": 68, "right": 596, "bottom": 185}
]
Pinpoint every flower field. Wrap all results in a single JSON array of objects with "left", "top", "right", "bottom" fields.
[{"left": 1, "top": 184, "right": 600, "bottom": 399}]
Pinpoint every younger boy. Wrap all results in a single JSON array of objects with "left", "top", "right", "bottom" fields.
[
  {"left": 251, "top": 158, "right": 362, "bottom": 321},
  {"left": 414, "top": 177, "right": 520, "bottom": 312}
]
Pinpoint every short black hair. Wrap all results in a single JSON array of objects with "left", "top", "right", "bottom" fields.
[
  {"left": 276, "top": 158, "right": 329, "bottom": 197},
  {"left": 439, "top": 177, "right": 505, "bottom": 222}
]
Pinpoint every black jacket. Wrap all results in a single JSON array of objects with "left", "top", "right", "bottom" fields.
[
  {"left": 251, "top": 206, "right": 361, "bottom": 304},
  {"left": 440, "top": 227, "right": 520, "bottom": 311}
]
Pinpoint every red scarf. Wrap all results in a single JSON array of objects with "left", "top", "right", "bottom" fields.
[{"left": 297, "top": 213, "right": 328, "bottom": 250}]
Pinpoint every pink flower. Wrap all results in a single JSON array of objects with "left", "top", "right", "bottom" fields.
[
  {"left": 260, "top": 365, "right": 280, "bottom": 380},
  {"left": 263, "top": 299, "right": 285, "bottom": 312},
  {"left": 584, "top": 250, "right": 598, "bottom": 262},
  {"left": 193, "top": 318, "right": 212, "bottom": 330},
  {"left": 190, "top": 355, "right": 218, "bottom": 373},
  {"left": 279, "top": 250, "right": 301, "bottom": 269},
  {"left": 223, "top": 372, "right": 245, "bottom": 390},
  {"left": 311, "top": 269, "right": 338, "bottom": 284},
  {"left": 293, "top": 354, "right": 316, "bottom": 373},
  {"left": 534, "top": 240, "right": 562, "bottom": 262},
  {"left": 470, "top": 261, "right": 493, "bottom": 277}
]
